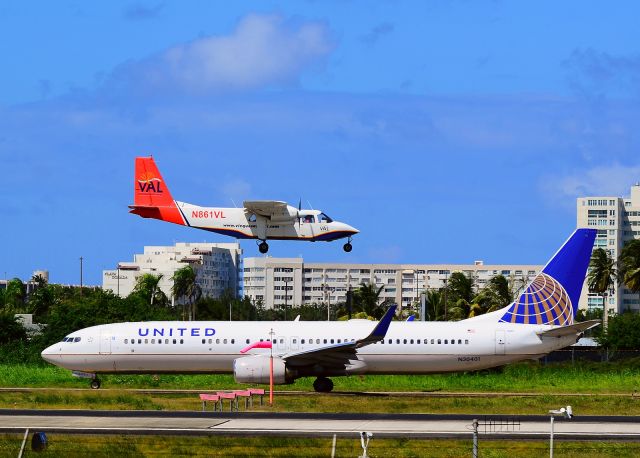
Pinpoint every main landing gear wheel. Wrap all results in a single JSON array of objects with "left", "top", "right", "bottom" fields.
[
  {"left": 258, "top": 241, "right": 269, "bottom": 254},
  {"left": 313, "top": 377, "right": 334, "bottom": 393},
  {"left": 90, "top": 379, "right": 101, "bottom": 389},
  {"left": 343, "top": 242, "right": 352, "bottom": 253}
]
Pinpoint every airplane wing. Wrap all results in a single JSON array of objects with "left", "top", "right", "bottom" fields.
[
  {"left": 243, "top": 200, "right": 290, "bottom": 218},
  {"left": 537, "top": 320, "right": 600, "bottom": 338},
  {"left": 282, "top": 305, "right": 397, "bottom": 370}
]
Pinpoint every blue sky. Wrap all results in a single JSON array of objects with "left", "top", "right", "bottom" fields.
[{"left": 1, "top": 1, "right": 640, "bottom": 285}]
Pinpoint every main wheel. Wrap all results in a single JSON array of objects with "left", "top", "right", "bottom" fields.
[
  {"left": 90, "top": 379, "right": 101, "bottom": 389},
  {"left": 313, "top": 377, "right": 334, "bottom": 393},
  {"left": 343, "top": 243, "right": 352, "bottom": 253},
  {"left": 259, "top": 241, "right": 269, "bottom": 254}
]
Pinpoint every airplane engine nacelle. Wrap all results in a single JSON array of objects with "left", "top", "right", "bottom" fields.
[
  {"left": 269, "top": 205, "right": 298, "bottom": 223},
  {"left": 233, "top": 355, "right": 287, "bottom": 384}
]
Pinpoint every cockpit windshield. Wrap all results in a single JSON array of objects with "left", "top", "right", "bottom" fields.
[{"left": 318, "top": 213, "right": 333, "bottom": 223}]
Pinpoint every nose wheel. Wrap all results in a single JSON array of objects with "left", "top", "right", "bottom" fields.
[
  {"left": 258, "top": 241, "right": 269, "bottom": 254},
  {"left": 90, "top": 378, "right": 101, "bottom": 389},
  {"left": 343, "top": 236, "right": 353, "bottom": 253}
]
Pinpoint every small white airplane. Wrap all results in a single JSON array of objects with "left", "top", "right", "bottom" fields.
[
  {"left": 42, "top": 229, "right": 598, "bottom": 392},
  {"left": 129, "top": 156, "right": 359, "bottom": 253}
]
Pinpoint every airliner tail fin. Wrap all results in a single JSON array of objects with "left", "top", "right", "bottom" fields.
[{"left": 498, "top": 228, "right": 596, "bottom": 326}]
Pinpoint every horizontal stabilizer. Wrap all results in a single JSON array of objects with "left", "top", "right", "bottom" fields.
[{"left": 537, "top": 320, "right": 600, "bottom": 338}]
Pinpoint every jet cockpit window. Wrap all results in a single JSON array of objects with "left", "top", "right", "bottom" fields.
[
  {"left": 318, "top": 213, "right": 333, "bottom": 223},
  {"left": 74, "top": 337, "right": 81, "bottom": 342}
]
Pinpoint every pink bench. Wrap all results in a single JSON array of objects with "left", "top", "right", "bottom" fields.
[
  {"left": 248, "top": 388, "right": 265, "bottom": 406},
  {"left": 233, "top": 390, "right": 253, "bottom": 409},
  {"left": 198, "top": 393, "right": 221, "bottom": 412},
  {"left": 217, "top": 392, "right": 238, "bottom": 411}
]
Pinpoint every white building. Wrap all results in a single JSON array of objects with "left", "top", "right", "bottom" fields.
[
  {"left": 103, "top": 243, "right": 242, "bottom": 300},
  {"left": 577, "top": 183, "right": 640, "bottom": 314},
  {"left": 243, "top": 257, "right": 542, "bottom": 311}
]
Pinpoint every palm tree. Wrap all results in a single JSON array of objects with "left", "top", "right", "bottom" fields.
[
  {"left": 354, "top": 283, "right": 386, "bottom": 319},
  {"left": 587, "top": 248, "right": 617, "bottom": 328},
  {"left": 445, "top": 272, "right": 474, "bottom": 306},
  {"left": 133, "top": 273, "right": 167, "bottom": 306},
  {"left": 171, "top": 265, "right": 202, "bottom": 320},
  {"left": 423, "top": 289, "right": 445, "bottom": 321},
  {"left": 4, "top": 278, "right": 26, "bottom": 313},
  {"left": 618, "top": 240, "right": 640, "bottom": 311}
]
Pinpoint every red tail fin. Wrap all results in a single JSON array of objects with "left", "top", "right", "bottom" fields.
[{"left": 130, "top": 156, "right": 185, "bottom": 226}]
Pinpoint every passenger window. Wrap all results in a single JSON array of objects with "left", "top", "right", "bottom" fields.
[
  {"left": 173, "top": 339, "right": 177, "bottom": 344},
  {"left": 324, "top": 339, "right": 327, "bottom": 344},
  {"left": 209, "top": 339, "right": 213, "bottom": 344},
  {"left": 438, "top": 339, "right": 441, "bottom": 344},
  {"left": 444, "top": 339, "right": 448, "bottom": 344},
  {"left": 180, "top": 339, "right": 184, "bottom": 344},
  {"left": 303, "top": 215, "right": 315, "bottom": 223},
  {"left": 165, "top": 339, "right": 169, "bottom": 344},
  {"left": 403, "top": 339, "right": 407, "bottom": 344},
  {"left": 138, "top": 339, "right": 142, "bottom": 344},
  {"left": 431, "top": 339, "right": 435, "bottom": 344},
  {"left": 330, "top": 339, "right": 334, "bottom": 344},
  {"left": 231, "top": 339, "right": 235, "bottom": 344},
  {"left": 465, "top": 339, "right": 469, "bottom": 344},
  {"left": 424, "top": 339, "right": 428, "bottom": 344},
  {"left": 451, "top": 340, "right": 455, "bottom": 345},
  {"left": 316, "top": 339, "right": 321, "bottom": 344},
  {"left": 259, "top": 338, "right": 263, "bottom": 342},
  {"left": 337, "top": 339, "right": 341, "bottom": 343},
  {"left": 458, "top": 339, "right": 462, "bottom": 344},
  {"left": 158, "top": 340, "right": 161, "bottom": 345},
  {"left": 202, "top": 339, "right": 206, "bottom": 344},
  {"left": 223, "top": 339, "right": 228, "bottom": 344},
  {"left": 396, "top": 339, "right": 400, "bottom": 344},
  {"left": 246, "top": 339, "right": 250, "bottom": 344},
  {"left": 301, "top": 339, "right": 305, "bottom": 344},
  {"left": 280, "top": 339, "right": 284, "bottom": 344},
  {"left": 293, "top": 339, "right": 297, "bottom": 344},
  {"left": 151, "top": 339, "right": 155, "bottom": 344},
  {"left": 216, "top": 339, "right": 220, "bottom": 344},
  {"left": 410, "top": 339, "right": 414, "bottom": 344},
  {"left": 124, "top": 339, "right": 128, "bottom": 344},
  {"left": 388, "top": 339, "right": 392, "bottom": 344},
  {"left": 144, "top": 339, "right": 148, "bottom": 344}
]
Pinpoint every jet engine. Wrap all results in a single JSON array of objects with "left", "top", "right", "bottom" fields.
[{"left": 233, "top": 355, "right": 288, "bottom": 384}]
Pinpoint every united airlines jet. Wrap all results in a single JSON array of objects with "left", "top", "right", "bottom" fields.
[{"left": 41, "top": 229, "right": 597, "bottom": 392}]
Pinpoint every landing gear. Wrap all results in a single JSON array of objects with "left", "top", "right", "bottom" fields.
[
  {"left": 90, "top": 378, "right": 101, "bottom": 389},
  {"left": 343, "top": 236, "right": 353, "bottom": 253},
  {"left": 258, "top": 241, "right": 269, "bottom": 254},
  {"left": 313, "top": 377, "right": 334, "bottom": 393}
]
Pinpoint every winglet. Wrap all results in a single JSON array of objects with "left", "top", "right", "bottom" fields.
[{"left": 357, "top": 304, "right": 397, "bottom": 347}]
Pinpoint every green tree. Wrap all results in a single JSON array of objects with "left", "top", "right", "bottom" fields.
[
  {"left": 587, "top": 248, "right": 617, "bottom": 328},
  {"left": 0, "top": 311, "right": 28, "bottom": 344},
  {"left": 3, "top": 278, "right": 26, "bottom": 312},
  {"left": 445, "top": 272, "right": 474, "bottom": 305},
  {"left": 132, "top": 273, "right": 168, "bottom": 307},
  {"left": 598, "top": 312, "right": 640, "bottom": 350},
  {"left": 353, "top": 283, "right": 386, "bottom": 319},
  {"left": 618, "top": 240, "right": 640, "bottom": 311},
  {"left": 473, "top": 275, "right": 513, "bottom": 315},
  {"left": 171, "top": 265, "right": 202, "bottom": 320},
  {"left": 423, "top": 289, "right": 445, "bottom": 321}
]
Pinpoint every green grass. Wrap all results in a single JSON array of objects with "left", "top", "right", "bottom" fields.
[
  {"left": 2, "top": 359, "right": 640, "bottom": 393},
  {"left": 2, "top": 434, "right": 640, "bottom": 457},
  {"left": 2, "top": 390, "right": 639, "bottom": 415}
]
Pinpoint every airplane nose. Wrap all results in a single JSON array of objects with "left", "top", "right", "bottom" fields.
[
  {"left": 41, "top": 344, "right": 60, "bottom": 364},
  {"left": 345, "top": 224, "right": 359, "bottom": 234}
]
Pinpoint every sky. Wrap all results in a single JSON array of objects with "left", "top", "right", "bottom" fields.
[{"left": 1, "top": 1, "right": 640, "bottom": 285}]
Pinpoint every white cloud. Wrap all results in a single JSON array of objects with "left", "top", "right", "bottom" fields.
[
  {"left": 109, "top": 14, "right": 333, "bottom": 94},
  {"left": 541, "top": 164, "right": 640, "bottom": 203}
]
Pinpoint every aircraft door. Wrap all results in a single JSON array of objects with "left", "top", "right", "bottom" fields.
[
  {"left": 99, "top": 329, "right": 112, "bottom": 355},
  {"left": 299, "top": 214, "right": 316, "bottom": 238},
  {"left": 495, "top": 330, "right": 506, "bottom": 355}
]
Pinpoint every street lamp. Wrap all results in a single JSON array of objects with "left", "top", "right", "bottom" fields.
[
  {"left": 322, "top": 283, "right": 332, "bottom": 321},
  {"left": 548, "top": 406, "right": 573, "bottom": 458}
]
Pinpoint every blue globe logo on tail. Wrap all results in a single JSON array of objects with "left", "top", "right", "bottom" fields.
[
  {"left": 499, "top": 228, "right": 597, "bottom": 326},
  {"left": 499, "top": 273, "right": 572, "bottom": 325}
]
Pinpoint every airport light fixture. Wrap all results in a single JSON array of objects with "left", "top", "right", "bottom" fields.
[{"left": 548, "top": 405, "right": 573, "bottom": 458}]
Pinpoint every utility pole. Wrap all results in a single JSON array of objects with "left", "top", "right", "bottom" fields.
[
  {"left": 284, "top": 278, "right": 290, "bottom": 320},
  {"left": 79, "top": 256, "right": 84, "bottom": 295},
  {"left": 116, "top": 264, "right": 120, "bottom": 297}
]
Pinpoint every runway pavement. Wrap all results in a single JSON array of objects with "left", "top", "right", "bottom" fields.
[{"left": 1, "top": 410, "right": 639, "bottom": 440}]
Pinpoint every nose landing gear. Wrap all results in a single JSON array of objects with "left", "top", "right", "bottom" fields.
[
  {"left": 258, "top": 240, "right": 269, "bottom": 254},
  {"left": 343, "top": 236, "right": 353, "bottom": 253},
  {"left": 90, "top": 378, "right": 101, "bottom": 389}
]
